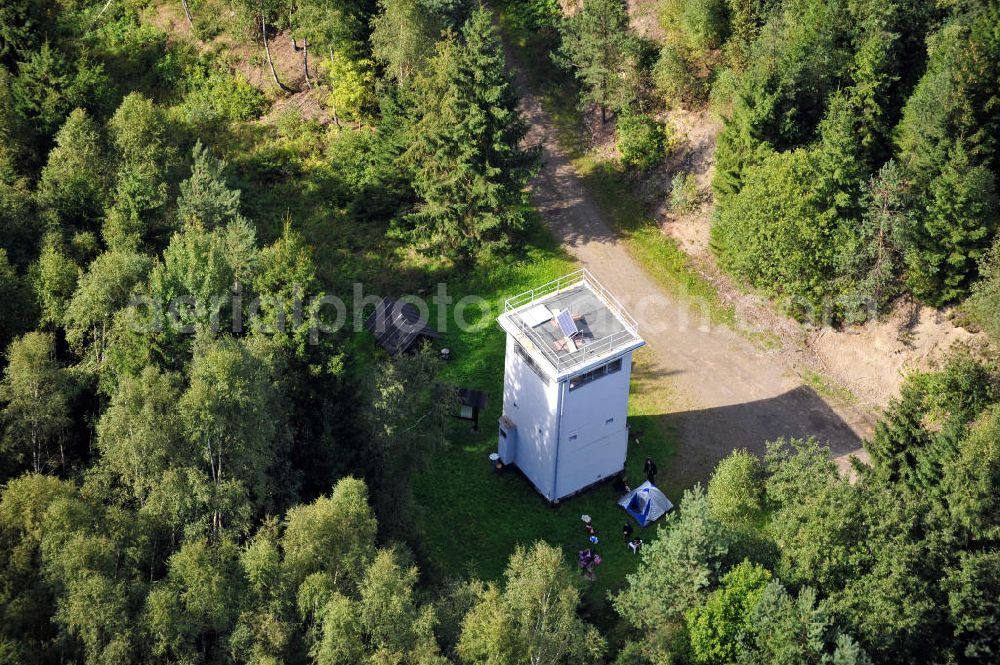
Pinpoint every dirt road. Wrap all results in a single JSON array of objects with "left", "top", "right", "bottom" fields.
[{"left": 515, "top": 76, "right": 876, "bottom": 487}]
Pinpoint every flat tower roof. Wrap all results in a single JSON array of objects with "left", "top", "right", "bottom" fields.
[{"left": 497, "top": 269, "right": 644, "bottom": 378}]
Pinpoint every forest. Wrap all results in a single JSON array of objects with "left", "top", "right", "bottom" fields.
[{"left": 0, "top": 0, "right": 998, "bottom": 664}]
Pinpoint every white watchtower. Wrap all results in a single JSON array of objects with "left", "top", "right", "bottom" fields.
[{"left": 495, "top": 269, "right": 645, "bottom": 503}]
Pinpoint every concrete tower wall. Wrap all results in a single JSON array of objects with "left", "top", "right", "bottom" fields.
[
  {"left": 501, "top": 336, "right": 561, "bottom": 499},
  {"left": 553, "top": 352, "right": 633, "bottom": 498}
]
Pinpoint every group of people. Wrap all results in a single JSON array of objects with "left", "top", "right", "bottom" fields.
[
  {"left": 577, "top": 546, "right": 601, "bottom": 580},
  {"left": 575, "top": 460, "right": 658, "bottom": 579},
  {"left": 578, "top": 520, "right": 646, "bottom": 580},
  {"left": 611, "top": 458, "right": 658, "bottom": 495},
  {"left": 578, "top": 516, "right": 603, "bottom": 580}
]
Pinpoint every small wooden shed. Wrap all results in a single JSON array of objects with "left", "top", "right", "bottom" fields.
[{"left": 364, "top": 297, "right": 440, "bottom": 356}]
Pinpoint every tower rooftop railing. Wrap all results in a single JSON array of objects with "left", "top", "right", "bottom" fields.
[{"left": 501, "top": 269, "right": 641, "bottom": 374}]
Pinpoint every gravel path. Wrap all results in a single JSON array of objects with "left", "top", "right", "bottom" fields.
[{"left": 515, "top": 74, "right": 876, "bottom": 486}]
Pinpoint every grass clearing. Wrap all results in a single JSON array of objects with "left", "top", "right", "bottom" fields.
[
  {"left": 801, "top": 368, "right": 858, "bottom": 405},
  {"left": 411, "top": 221, "right": 678, "bottom": 624}
]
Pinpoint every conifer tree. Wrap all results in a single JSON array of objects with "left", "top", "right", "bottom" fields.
[
  {"left": 0, "top": 124, "right": 37, "bottom": 269},
  {"left": 556, "top": 0, "right": 634, "bottom": 122},
  {"left": 103, "top": 94, "right": 177, "bottom": 251},
  {"left": 866, "top": 354, "right": 998, "bottom": 493},
  {"left": 894, "top": 5, "right": 1000, "bottom": 189},
  {"left": 613, "top": 485, "right": 731, "bottom": 629},
  {"left": 907, "top": 141, "right": 1000, "bottom": 305},
  {"left": 36, "top": 108, "right": 110, "bottom": 234},
  {"left": 835, "top": 161, "right": 912, "bottom": 316},
  {"left": 405, "top": 8, "right": 536, "bottom": 261},
  {"left": 177, "top": 141, "right": 241, "bottom": 230},
  {"left": 0, "top": 248, "right": 35, "bottom": 354}
]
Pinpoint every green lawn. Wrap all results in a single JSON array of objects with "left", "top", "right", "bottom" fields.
[{"left": 412, "top": 223, "right": 678, "bottom": 623}]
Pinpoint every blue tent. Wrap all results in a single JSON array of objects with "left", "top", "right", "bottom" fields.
[{"left": 618, "top": 481, "right": 673, "bottom": 527}]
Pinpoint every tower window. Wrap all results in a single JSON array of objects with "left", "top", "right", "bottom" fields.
[
  {"left": 568, "top": 358, "right": 622, "bottom": 391},
  {"left": 515, "top": 343, "right": 550, "bottom": 384}
]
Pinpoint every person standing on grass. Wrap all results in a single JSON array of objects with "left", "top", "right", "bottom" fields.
[
  {"left": 623, "top": 522, "right": 633, "bottom": 542},
  {"left": 644, "top": 457, "right": 657, "bottom": 484}
]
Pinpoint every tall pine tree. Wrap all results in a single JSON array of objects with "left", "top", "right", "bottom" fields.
[
  {"left": 405, "top": 8, "right": 536, "bottom": 262},
  {"left": 556, "top": 0, "right": 634, "bottom": 123}
]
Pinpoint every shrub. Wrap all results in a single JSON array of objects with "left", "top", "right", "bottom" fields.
[
  {"left": 616, "top": 114, "right": 665, "bottom": 170},
  {"left": 711, "top": 149, "right": 840, "bottom": 317},
  {"left": 669, "top": 172, "right": 700, "bottom": 212},
  {"left": 211, "top": 73, "right": 269, "bottom": 122},
  {"left": 10, "top": 43, "right": 112, "bottom": 137},
  {"left": 501, "top": 0, "right": 561, "bottom": 33},
  {"left": 708, "top": 449, "right": 765, "bottom": 528},
  {"left": 653, "top": 44, "right": 707, "bottom": 107},
  {"left": 965, "top": 237, "right": 1000, "bottom": 341},
  {"left": 180, "top": 61, "right": 269, "bottom": 122},
  {"left": 660, "top": 0, "right": 730, "bottom": 54},
  {"left": 685, "top": 561, "right": 771, "bottom": 664},
  {"left": 324, "top": 53, "right": 377, "bottom": 123},
  {"left": 613, "top": 640, "right": 652, "bottom": 665}
]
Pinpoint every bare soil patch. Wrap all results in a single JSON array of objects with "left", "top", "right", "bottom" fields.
[
  {"left": 627, "top": 0, "right": 664, "bottom": 43},
  {"left": 809, "top": 302, "right": 981, "bottom": 409},
  {"left": 559, "top": 0, "right": 663, "bottom": 46},
  {"left": 149, "top": 3, "right": 331, "bottom": 124},
  {"left": 147, "top": 1, "right": 195, "bottom": 41}
]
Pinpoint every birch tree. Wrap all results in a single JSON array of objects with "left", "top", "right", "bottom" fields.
[
  {"left": 458, "top": 542, "right": 604, "bottom": 665},
  {"left": 180, "top": 337, "right": 279, "bottom": 538},
  {"left": 233, "top": 0, "right": 293, "bottom": 92},
  {"left": 1, "top": 332, "right": 74, "bottom": 473}
]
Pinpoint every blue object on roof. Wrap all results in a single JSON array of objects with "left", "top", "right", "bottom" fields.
[
  {"left": 556, "top": 309, "right": 579, "bottom": 337},
  {"left": 618, "top": 481, "right": 674, "bottom": 527}
]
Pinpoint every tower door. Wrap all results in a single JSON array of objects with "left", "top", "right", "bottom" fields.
[{"left": 498, "top": 417, "right": 517, "bottom": 464}]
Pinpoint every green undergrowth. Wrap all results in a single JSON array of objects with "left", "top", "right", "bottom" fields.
[{"left": 801, "top": 368, "right": 858, "bottom": 405}]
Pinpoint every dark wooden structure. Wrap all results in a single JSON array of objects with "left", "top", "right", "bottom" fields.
[
  {"left": 364, "top": 297, "right": 440, "bottom": 356},
  {"left": 456, "top": 388, "right": 489, "bottom": 431}
]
